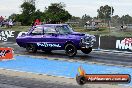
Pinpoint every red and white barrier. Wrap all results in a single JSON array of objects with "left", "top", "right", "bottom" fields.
[{"left": 0, "top": 47, "right": 13, "bottom": 60}]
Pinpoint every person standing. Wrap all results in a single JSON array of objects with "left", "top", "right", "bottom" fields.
[{"left": 9, "top": 19, "right": 13, "bottom": 28}]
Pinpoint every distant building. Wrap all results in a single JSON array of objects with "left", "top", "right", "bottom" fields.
[
  {"left": 84, "top": 19, "right": 102, "bottom": 30},
  {"left": 24, "top": 0, "right": 36, "bottom": 6}
]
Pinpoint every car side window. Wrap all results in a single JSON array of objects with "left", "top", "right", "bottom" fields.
[
  {"left": 56, "top": 26, "right": 71, "bottom": 34},
  {"left": 31, "top": 26, "right": 43, "bottom": 35},
  {"left": 56, "top": 26, "right": 64, "bottom": 34},
  {"left": 44, "top": 26, "right": 57, "bottom": 34}
]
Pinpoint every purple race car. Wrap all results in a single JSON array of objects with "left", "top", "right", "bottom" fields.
[{"left": 16, "top": 24, "right": 96, "bottom": 57}]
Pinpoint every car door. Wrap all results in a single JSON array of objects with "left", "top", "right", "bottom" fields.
[
  {"left": 41, "top": 25, "right": 62, "bottom": 50},
  {"left": 55, "top": 26, "right": 69, "bottom": 48},
  {"left": 27, "top": 26, "right": 44, "bottom": 48}
]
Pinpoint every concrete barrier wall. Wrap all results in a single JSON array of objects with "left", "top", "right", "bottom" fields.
[
  {"left": 115, "top": 37, "right": 132, "bottom": 51},
  {"left": 93, "top": 35, "right": 99, "bottom": 49},
  {"left": 0, "top": 30, "right": 17, "bottom": 42},
  {"left": 100, "top": 36, "right": 116, "bottom": 49},
  {"left": 0, "top": 30, "right": 27, "bottom": 42},
  {"left": 0, "top": 30, "right": 131, "bottom": 52},
  {"left": 99, "top": 36, "right": 132, "bottom": 51}
]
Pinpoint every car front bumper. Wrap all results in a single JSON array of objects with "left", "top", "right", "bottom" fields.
[{"left": 80, "top": 35, "right": 96, "bottom": 49}]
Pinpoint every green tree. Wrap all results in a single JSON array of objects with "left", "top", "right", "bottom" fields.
[
  {"left": 121, "top": 15, "right": 132, "bottom": 25},
  {"left": 9, "top": 13, "right": 22, "bottom": 23},
  {"left": 69, "top": 16, "right": 80, "bottom": 22},
  {"left": 111, "top": 15, "right": 121, "bottom": 26},
  {"left": 44, "top": 2, "right": 72, "bottom": 23},
  {"left": 8, "top": 13, "right": 17, "bottom": 20},
  {"left": 21, "top": 2, "right": 36, "bottom": 25},
  {"left": 81, "top": 14, "right": 92, "bottom": 26},
  {"left": 82, "top": 14, "right": 92, "bottom": 22},
  {"left": 97, "top": 5, "right": 114, "bottom": 21},
  {"left": 33, "top": 9, "right": 44, "bottom": 21}
]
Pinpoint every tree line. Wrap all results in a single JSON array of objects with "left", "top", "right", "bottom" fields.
[
  {"left": 9, "top": 2, "right": 71, "bottom": 25},
  {"left": 9, "top": 2, "right": 132, "bottom": 26}
]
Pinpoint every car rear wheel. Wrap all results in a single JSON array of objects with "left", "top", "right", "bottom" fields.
[
  {"left": 81, "top": 47, "right": 92, "bottom": 54},
  {"left": 26, "top": 44, "right": 37, "bottom": 53},
  {"left": 65, "top": 44, "right": 77, "bottom": 57}
]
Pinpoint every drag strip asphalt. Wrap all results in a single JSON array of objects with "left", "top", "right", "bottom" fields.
[
  {"left": 0, "top": 42, "right": 132, "bottom": 67},
  {"left": 0, "top": 70, "right": 129, "bottom": 88}
]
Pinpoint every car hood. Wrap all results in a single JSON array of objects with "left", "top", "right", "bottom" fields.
[
  {"left": 67, "top": 32, "right": 96, "bottom": 41},
  {"left": 70, "top": 32, "right": 85, "bottom": 36},
  {"left": 65, "top": 32, "right": 89, "bottom": 39}
]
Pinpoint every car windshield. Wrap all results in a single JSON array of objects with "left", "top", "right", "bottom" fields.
[{"left": 56, "top": 25, "right": 74, "bottom": 34}]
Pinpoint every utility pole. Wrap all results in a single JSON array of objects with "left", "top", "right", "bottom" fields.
[
  {"left": 109, "top": 6, "right": 113, "bottom": 32},
  {"left": 108, "top": 0, "right": 113, "bottom": 32}
]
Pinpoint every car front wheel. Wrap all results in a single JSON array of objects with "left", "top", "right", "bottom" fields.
[
  {"left": 65, "top": 44, "right": 77, "bottom": 57},
  {"left": 81, "top": 47, "right": 92, "bottom": 54},
  {"left": 26, "top": 44, "right": 37, "bottom": 53}
]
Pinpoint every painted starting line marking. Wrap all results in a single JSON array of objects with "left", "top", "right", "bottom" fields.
[
  {"left": 0, "top": 55, "right": 132, "bottom": 87},
  {"left": 15, "top": 54, "right": 132, "bottom": 68}
]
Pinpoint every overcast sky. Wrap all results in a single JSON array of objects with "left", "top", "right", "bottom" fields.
[{"left": 0, "top": 0, "right": 132, "bottom": 18}]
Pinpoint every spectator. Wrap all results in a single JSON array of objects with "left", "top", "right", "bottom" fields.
[
  {"left": 34, "top": 19, "right": 41, "bottom": 26},
  {"left": 9, "top": 19, "right": 13, "bottom": 28},
  {"left": 0, "top": 16, "right": 4, "bottom": 27}
]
